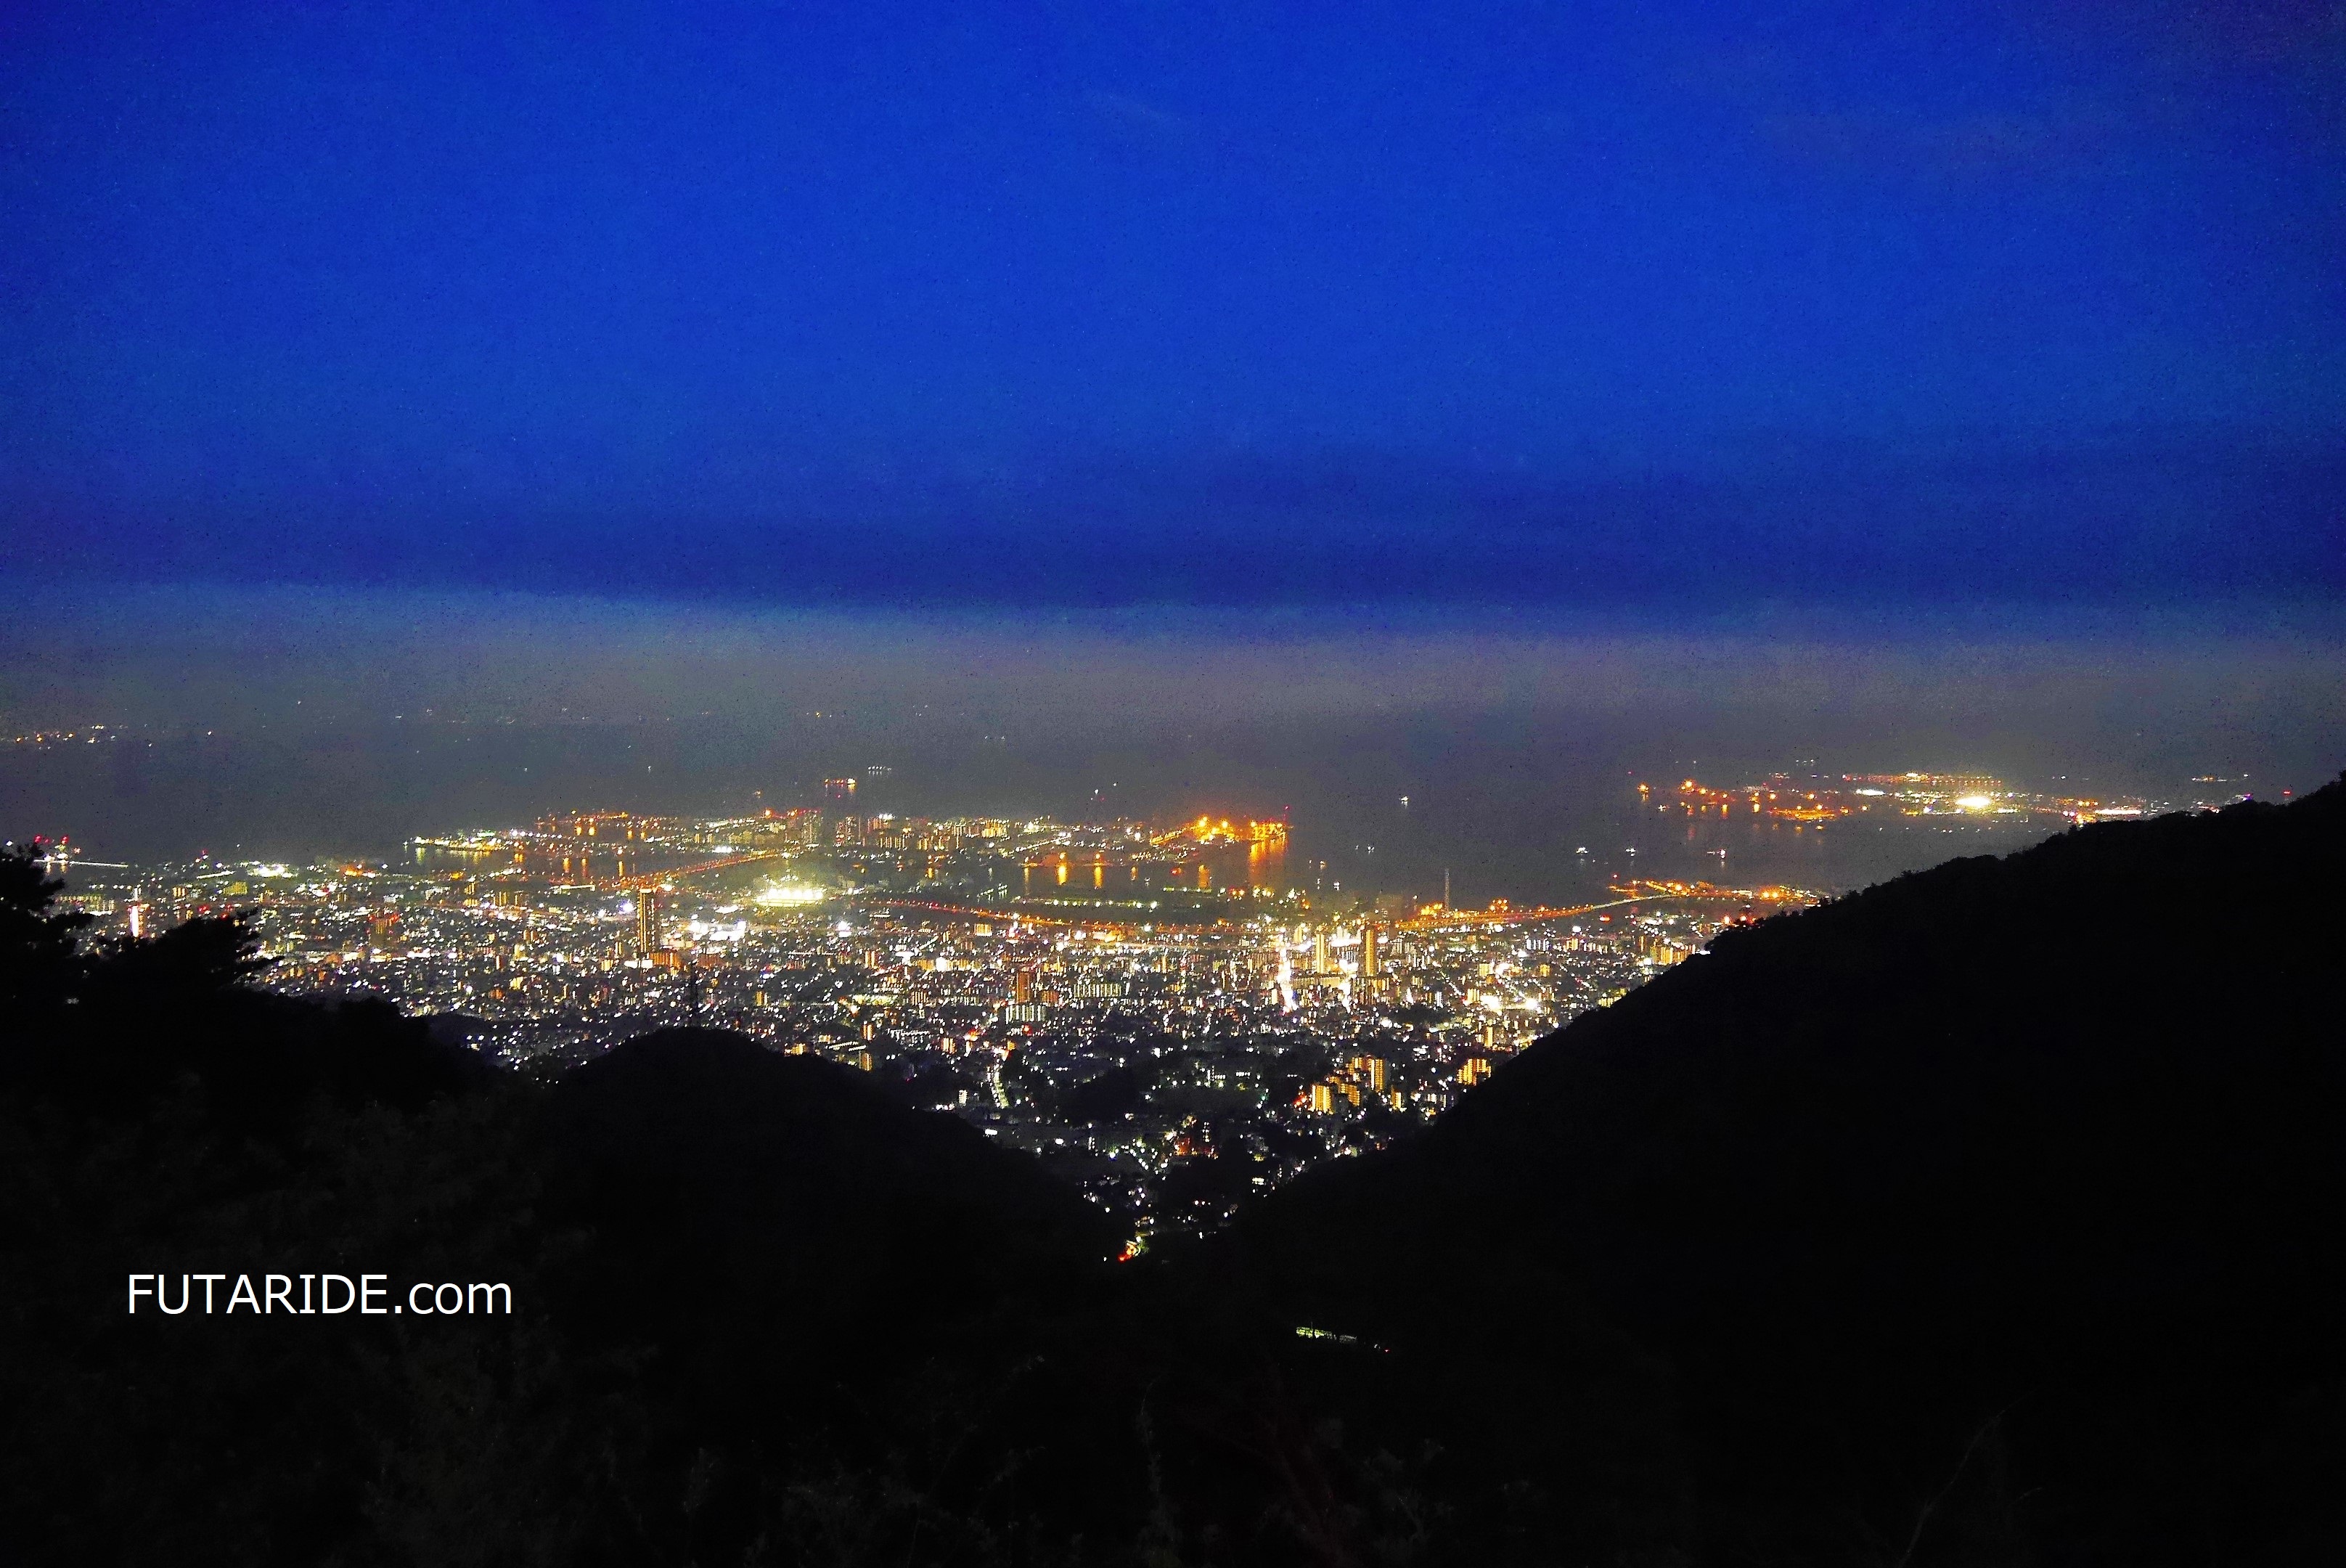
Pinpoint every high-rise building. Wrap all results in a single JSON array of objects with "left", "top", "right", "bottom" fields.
[
  {"left": 635, "top": 891, "right": 662, "bottom": 958},
  {"left": 1360, "top": 923, "right": 1380, "bottom": 979}
]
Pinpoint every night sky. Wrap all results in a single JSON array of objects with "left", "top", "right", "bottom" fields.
[{"left": 4, "top": 1, "right": 2342, "bottom": 606}]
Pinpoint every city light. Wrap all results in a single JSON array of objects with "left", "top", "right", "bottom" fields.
[
  {"left": 56, "top": 799, "right": 1799, "bottom": 1238},
  {"left": 59, "top": 765, "right": 2226, "bottom": 1244}
]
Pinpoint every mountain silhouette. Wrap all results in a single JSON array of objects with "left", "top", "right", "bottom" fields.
[
  {"left": 0, "top": 849, "right": 1120, "bottom": 1565},
  {"left": 1228, "top": 780, "right": 2346, "bottom": 1564},
  {"left": 545, "top": 1026, "right": 1116, "bottom": 1415},
  {"left": 4, "top": 783, "right": 2343, "bottom": 1565}
]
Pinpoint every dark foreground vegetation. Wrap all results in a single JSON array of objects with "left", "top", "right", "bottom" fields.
[{"left": 5, "top": 780, "right": 2342, "bottom": 1565}]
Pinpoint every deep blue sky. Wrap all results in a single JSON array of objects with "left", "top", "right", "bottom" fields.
[{"left": 4, "top": 1, "right": 2342, "bottom": 605}]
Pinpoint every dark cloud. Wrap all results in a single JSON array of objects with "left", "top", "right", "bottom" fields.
[{"left": 10, "top": 431, "right": 2340, "bottom": 609}]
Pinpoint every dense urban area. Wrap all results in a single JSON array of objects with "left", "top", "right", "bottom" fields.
[{"left": 40, "top": 767, "right": 2204, "bottom": 1242}]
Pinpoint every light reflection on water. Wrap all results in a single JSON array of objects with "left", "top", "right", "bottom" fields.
[
  {"left": 5, "top": 592, "right": 2339, "bottom": 902},
  {"left": 0, "top": 713, "right": 2270, "bottom": 906}
]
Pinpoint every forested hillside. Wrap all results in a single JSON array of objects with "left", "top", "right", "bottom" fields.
[{"left": 1234, "top": 779, "right": 2346, "bottom": 1564}]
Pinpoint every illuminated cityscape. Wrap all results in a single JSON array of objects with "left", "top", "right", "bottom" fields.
[
  {"left": 52, "top": 803, "right": 1797, "bottom": 1244},
  {"left": 30, "top": 763, "right": 2286, "bottom": 1244},
  {"left": 1654, "top": 770, "right": 2170, "bottom": 826}
]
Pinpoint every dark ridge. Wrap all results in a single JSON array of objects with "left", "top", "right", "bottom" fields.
[
  {"left": 1, "top": 871, "right": 1127, "bottom": 1565},
  {"left": 1230, "top": 777, "right": 2346, "bottom": 1564},
  {"left": 547, "top": 1026, "right": 1117, "bottom": 1379},
  {"left": 530, "top": 1028, "right": 1129, "bottom": 1559},
  {"left": 7, "top": 788, "right": 2343, "bottom": 1564},
  {"left": 2, "top": 907, "right": 496, "bottom": 1124}
]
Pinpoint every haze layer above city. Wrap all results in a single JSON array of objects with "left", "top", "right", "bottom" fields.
[{"left": 8, "top": 589, "right": 2343, "bottom": 899}]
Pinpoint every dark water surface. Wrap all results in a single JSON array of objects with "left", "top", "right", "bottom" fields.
[
  {"left": 2, "top": 711, "right": 2327, "bottom": 907},
  {"left": 5, "top": 589, "right": 2340, "bottom": 903}
]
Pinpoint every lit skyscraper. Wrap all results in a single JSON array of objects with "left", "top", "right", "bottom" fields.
[{"left": 636, "top": 891, "right": 662, "bottom": 958}]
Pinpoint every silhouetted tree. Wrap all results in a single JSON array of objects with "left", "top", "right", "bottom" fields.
[
  {"left": 83, "top": 910, "right": 270, "bottom": 1000},
  {"left": 0, "top": 841, "right": 88, "bottom": 1016}
]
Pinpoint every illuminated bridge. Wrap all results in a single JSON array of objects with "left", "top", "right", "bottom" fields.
[
  {"left": 608, "top": 851, "right": 790, "bottom": 893},
  {"left": 1397, "top": 881, "right": 1811, "bottom": 931}
]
